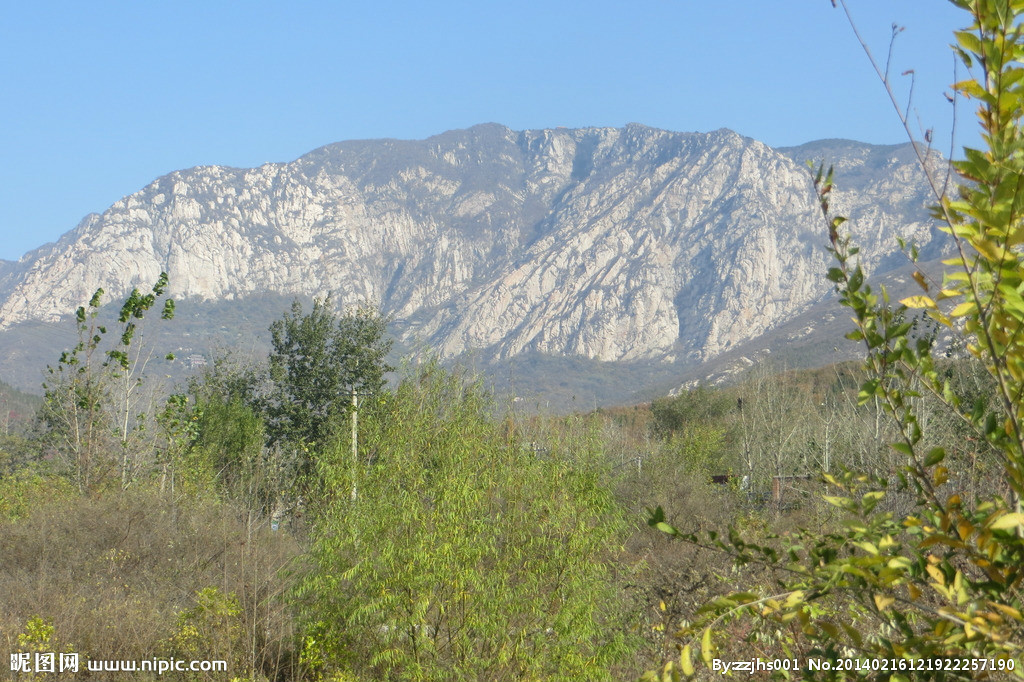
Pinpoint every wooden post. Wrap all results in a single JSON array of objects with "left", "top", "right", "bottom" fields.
[{"left": 351, "top": 385, "right": 358, "bottom": 501}]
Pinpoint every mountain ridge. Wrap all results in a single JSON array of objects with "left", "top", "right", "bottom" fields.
[{"left": 0, "top": 124, "right": 947, "bottom": 394}]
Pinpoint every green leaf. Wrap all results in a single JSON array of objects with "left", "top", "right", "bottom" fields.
[
  {"left": 990, "top": 513, "right": 1024, "bottom": 530},
  {"left": 655, "top": 522, "right": 678, "bottom": 536},
  {"left": 924, "top": 448, "right": 945, "bottom": 466}
]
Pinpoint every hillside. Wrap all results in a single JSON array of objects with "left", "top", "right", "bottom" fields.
[{"left": 0, "top": 125, "right": 946, "bottom": 400}]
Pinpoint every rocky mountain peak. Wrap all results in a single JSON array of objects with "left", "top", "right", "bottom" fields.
[{"left": 0, "top": 125, "right": 943, "bottom": 370}]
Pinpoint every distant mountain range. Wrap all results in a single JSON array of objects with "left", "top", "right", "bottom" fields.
[{"left": 0, "top": 124, "right": 949, "bottom": 403}]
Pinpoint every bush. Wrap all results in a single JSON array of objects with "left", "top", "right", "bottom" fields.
[
  {"left": 646, "top": 1, "right": 1024, "bottom": 678},
  {"left": 296, "top": 363, "right": 638, "bottom": 682}
]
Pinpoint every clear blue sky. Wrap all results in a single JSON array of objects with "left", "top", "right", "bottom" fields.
[{"left": 1, "top": 1, "right": 972, "bottom": 262}]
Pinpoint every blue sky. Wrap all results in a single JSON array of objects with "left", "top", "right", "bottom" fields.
[{"left": 1, "top": 1, "right": 970, "bottom": 261}]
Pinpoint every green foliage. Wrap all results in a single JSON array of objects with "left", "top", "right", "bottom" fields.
[
  {"left": 9, "top": 615, "right": 79, "bottom": 682},
  {"left": 180, "top": 351, "right": 307, "bottom": 524},
  {"left": 16, "top": 616, "right": 56, "bottom": 651},
  {"left": 297, "top": 363, "right": 636, "bottom": 681},
  {"left": 630, "top": 421, "right": 732, "bottom": 534},
  {"left": 193, "top": 395, "right": 264, "bottom": 490},
  {"left": 39, "top": 287, "right": 115, "bottom": 492},
  {"left": 661, "top": 422, "right": 728, "bottom": 477},
  {"left": 13, "top": 617, "right": 58, "bottom": 682},
  {"left": 266, "top": 298, "right": 392, "bottom": 468},
  {"left": 191, "top": 351, "right": 265, "bottom": 408},
  {"left": 651, "top": 387, "right": 735, "bottom": 439},
  {"left": 641, "top": 386, "right": 738, "bottom": 518},
  {"left": 38, "top": 273, "right": 175, "bottom": 492},
  {"left": 0, "top": 470, "right": 74, "bottom": 520},
  {"left": 0, "top": 432, "right": 41, "bottom": 477},
  {"left": 646, "top": 2, "right": 1024, "bottom": 678},
  {"left": 194, "top": 393, "right": 297, "bottom": 520}
]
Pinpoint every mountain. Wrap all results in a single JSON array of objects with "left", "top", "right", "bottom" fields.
[{"left": 0, "top": 124, "right": 947, "bottom": 399}]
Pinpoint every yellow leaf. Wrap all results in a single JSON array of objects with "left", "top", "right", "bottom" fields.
[
  {"left": 700, "top": 628, "right": 713, "bottom": 665},
  {"left": 990, "top": 602, "right": 1023, "bottom": 621},
  {"left": 950, "top": 301, "right": 976, "bottom": 317},
  {"left": 900, "top": 295, "right": 937, "bottom": 309},
  {"left": 944, "top": 266, "right": 970, "bottom": 278},
  {"left": 874, "top": 593, "right": 895, "bottom": 611},
  {"left": 973, "top": 238, "right": 1007, "bottom": 263},
  {"left": 680, "top": 645, "right": 694, "bottom": 677},
  {"left": 958, "top": 520, "right": 974, "bottom": 539},
  {"left": 953, "top": 79, "right": 987, "bottom": 99},
  {"left": 784, "top": 590, "right": 805, "bottom": 608}
]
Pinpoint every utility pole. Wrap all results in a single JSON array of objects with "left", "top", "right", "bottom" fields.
[{"left": 351, "top": 385, "right": 359, "bottom": 501}]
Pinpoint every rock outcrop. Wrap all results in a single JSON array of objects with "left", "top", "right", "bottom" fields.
[{"left": 0, "top": 124, "right": 942, "bottom": 364}]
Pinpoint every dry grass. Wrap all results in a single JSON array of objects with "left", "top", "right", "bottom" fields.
[{"left": 1, "top": 484, "right": 304, "bottom": 681}]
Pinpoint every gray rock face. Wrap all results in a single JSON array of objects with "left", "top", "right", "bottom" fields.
[{"left": 0, "top": 124, "right": 943, "bottom": 364}]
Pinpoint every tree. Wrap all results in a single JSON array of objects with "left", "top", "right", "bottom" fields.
[
  {"left": 647, "top": 1, "right": 1024, "bottom": 678},
  {"left": 184, "top": 353, "right": 273, "bottom": 506},
  {"left": 265, "top": 298, "right": 392, "bottom": 461},
  {"left": 296, "top": 363, "right": 636, "bottom": 682},
  {"left": 39, "top": 274, "right": 175, "bottom": 492}
]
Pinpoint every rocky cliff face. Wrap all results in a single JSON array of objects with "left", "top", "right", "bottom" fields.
[{"left": 0, "top": 124, "right": 943, "bottom": 364}]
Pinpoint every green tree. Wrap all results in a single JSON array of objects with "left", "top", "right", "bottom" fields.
[
  {"left": 170, "top": 351, "right": 308, "bottom": 530},
  {"left": 297, "top": 363, "right": 636, "bottom": 682},
  {"left": 265, "top": 298, "right": 392, "bottom": 460},
  {"left": 39, "top": 274, "right": 175, "bottom": 492},
  {"left": 650, "top": 386, "right": 735, "bottom": 440},
  {"left": 185, "top": 354, "right": 268, "bottom": 498}
]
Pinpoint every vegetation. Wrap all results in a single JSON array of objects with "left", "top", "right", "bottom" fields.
[
  {"left": 5, "top": 2, "right": 1024, "bottom": 681},
  {"left": 0, "top": 273, "right": 1001, "bottom": 681},
  {"left": 645, "top": 0, "right": 1024, "bottom": 679},
  {"left": 37, "top": 274, "right": 176, "bottom": 492},
  {"left": 297, "top": 364, "right": 635, "bottom": 681},
  {"left": 265, "top": 298, "right": 392, "bottom": 454}
]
